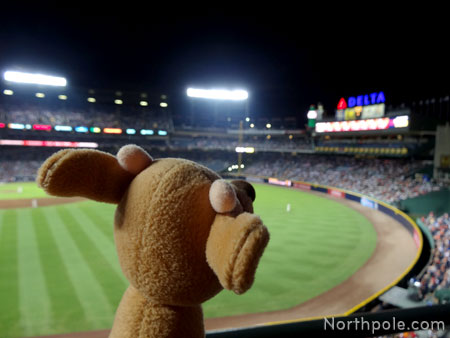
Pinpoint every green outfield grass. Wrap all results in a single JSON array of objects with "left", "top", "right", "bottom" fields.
[
  {"left": 0, "top": 183, "right": 377, "bottom": 338},
  {"left": 0, "top": 182, "right": 49, "bottom": 200}
]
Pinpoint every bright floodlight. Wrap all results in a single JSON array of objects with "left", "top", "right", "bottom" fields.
[
  {"left": 187, "top": 88, "right": 248, "bottom": 101},
  {"left": 4, "top": 71, "right": 67, "bottom": 87},
  {"left": 235, "top": 146, "right": 255, "bottom": 153},
  {"left": 307, "top": 110, "right": 318, "bottom": 119}
]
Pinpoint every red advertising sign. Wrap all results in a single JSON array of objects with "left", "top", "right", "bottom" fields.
[
  {"left": 328, "top": 189, "right": 345, "bottom": 198},
  {"left": 293, "top": 182, "right": 311, "bottom": 190},
  {"left": 32, "top": 124, "right": 52, "bottom": 131},
  {"left": 0, "top": 139, "right": 98, "bottom": 148}
]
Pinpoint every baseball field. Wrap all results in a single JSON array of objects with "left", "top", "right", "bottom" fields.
[{"left": 0, "top": 182, "right": 377, "bottom": 338}]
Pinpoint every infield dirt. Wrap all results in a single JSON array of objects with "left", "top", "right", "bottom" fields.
[{"left": 0, "top": 197, "right": 85, "bottom": 209}]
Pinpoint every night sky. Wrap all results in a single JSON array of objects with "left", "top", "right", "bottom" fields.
[{"left": 1, "top": 8, "right": 449, "bottom": 122}]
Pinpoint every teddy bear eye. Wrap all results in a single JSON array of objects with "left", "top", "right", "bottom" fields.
[{"left": 209, "top": 179, "right": 237, "bottom": 213}]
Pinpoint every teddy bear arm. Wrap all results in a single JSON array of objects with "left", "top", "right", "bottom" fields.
[
  {"left": 206, "top": 213, "right": 269, "bottom": 295},
  {"left": 37, "top": 148, "right": 134, "bottom": 204}
]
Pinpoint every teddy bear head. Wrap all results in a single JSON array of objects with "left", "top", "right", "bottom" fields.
[{"left": 37, "top": 145, "right": 269, "bottom": 306}]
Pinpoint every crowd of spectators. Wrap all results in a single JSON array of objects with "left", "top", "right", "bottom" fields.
[
  {"left": 169, "top": 136, "right": 312, "bottom": 152},
  {"left": 3, "top": 146, "right": 444, "bottom": 208},
  {"left": 0, "top": 160, "right": 41, "bottom": 182},
  {"left": 0, "top": 102, "right": 171, "bottom": 130},
  {"left": 375, "top": 213, "right": 450, "bottom": 338},
  {"left": 416, "top": 212, "right": 450, "bottom": 303},
  {"left": 243, "top": 154, "right": 443, "bottom": 205},
  {"left": 130, "top": 146, "right": 236, "bottom": 173},
  {"left": 0, "top": 146, "right": 235, "bottom": 183},
  {"left": 0, "top": 147, "right": 53, "bottom": 182}
]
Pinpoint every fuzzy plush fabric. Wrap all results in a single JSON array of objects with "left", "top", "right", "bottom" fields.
[
  {"left": 206, "top": 213, "right": 269, "bottom": 294},
  {"left": 37, "top": 149, "right": 134, "bottom": 204},
  {"left": 37, "top": 144, "right": 269, "bottom": 338},
  {"left": 110, "top": 286, "right": 204, "bottom": 338},
  {"left": 117, "top": 144, "right": 153, "bottom": 175},
  {"left": 209, "top": 179, "right": 237, "bottom": 213}
]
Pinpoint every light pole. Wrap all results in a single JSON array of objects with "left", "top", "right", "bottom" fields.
[
  {"left": 186, "top": 87, "right": 249, "bottom": 174},
  {"left": 307, "top": 105, "right": 318, "bottom": 149}
]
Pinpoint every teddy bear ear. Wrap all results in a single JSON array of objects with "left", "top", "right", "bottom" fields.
[
  {"left": 117, "top": 144, "right": 153, "bottom": 175},
  {"left": 209, "top": 179, "right": 237, "bottom": 213},
  {"left": 37, "top": 148, "right": 135, "bottom": 204}
]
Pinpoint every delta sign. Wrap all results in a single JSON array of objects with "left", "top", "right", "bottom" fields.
[
  {"left": 336, "top": 91, "right": 386, "bottom": 120},
  {"left": 337, "top": 92, "right": 385, "bottom": 109}
]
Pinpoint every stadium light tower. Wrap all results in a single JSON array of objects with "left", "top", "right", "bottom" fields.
[
  {"left": 186, "top": 87, "right": 250, "bottom": 173},
  {"left": 3, "top": 70, "right": 67, "bottom": 87}
]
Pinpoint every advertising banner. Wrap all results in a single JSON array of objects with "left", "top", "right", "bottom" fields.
[
  {"left": 293, "top": 182, "right": 311, "bottom": 190},
  {"left": 328, "top": 189, "right": 345, "bottom": 198},
  {"left": 362, "top": 104, "right": 385, "bottom": 119},
  {"left": 361, "top": 196, "right": 379, "bottom": 210},
  {"left": 345, "top": 108, "right": 356, "bottom": 120},
  {"left": 268, "top": 178, "right": 292, "bottom": 187}
]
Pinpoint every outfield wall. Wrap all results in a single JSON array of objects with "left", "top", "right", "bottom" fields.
[{"left": 231, "top": 174, "right": 423, "bottom": 319}]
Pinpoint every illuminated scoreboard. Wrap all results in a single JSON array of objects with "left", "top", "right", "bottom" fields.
[
  {"left": 336, "top": 92, "right": 385, "bottom": 121},
  {"left": 315, "top": 115, "right": 409, "bottom": 133}
]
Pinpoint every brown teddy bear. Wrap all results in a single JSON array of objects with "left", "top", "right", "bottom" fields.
[{"left": 37, "top": 144, "right": 269, "bottom": 338}]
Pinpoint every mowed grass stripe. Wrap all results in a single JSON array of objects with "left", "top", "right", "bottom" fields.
[
  {"left": 17, "top": 209, "right": 52, "bottom": 336},
  {"left": 31, "top": 208, "right": 89, "bottom": 335},
  {"left": 56, "top": 205, "right": 126, "bottom": 309},
  {"left": 0, "top": 210, "right": 21, "bottom": 337},
  {"left": 42, "top": 207, "right": 115, "bottom": 328},
  {"left": 66, "top": 203, "right": 127, "bottom": 283},
  {"left": 77, "top": 202, "right": 115, "bottom": 243}
]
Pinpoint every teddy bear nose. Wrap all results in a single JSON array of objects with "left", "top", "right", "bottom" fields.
[{"left": 209, "top": 179, "right": 237, "bottom": 213}]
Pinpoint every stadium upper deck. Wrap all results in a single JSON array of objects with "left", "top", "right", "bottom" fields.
[
  {"left": 0, "top": 87, "right": 437, "bottom": 156},
  {"left": 0, "top": 77, "right": 445, "bottom": 163}
]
